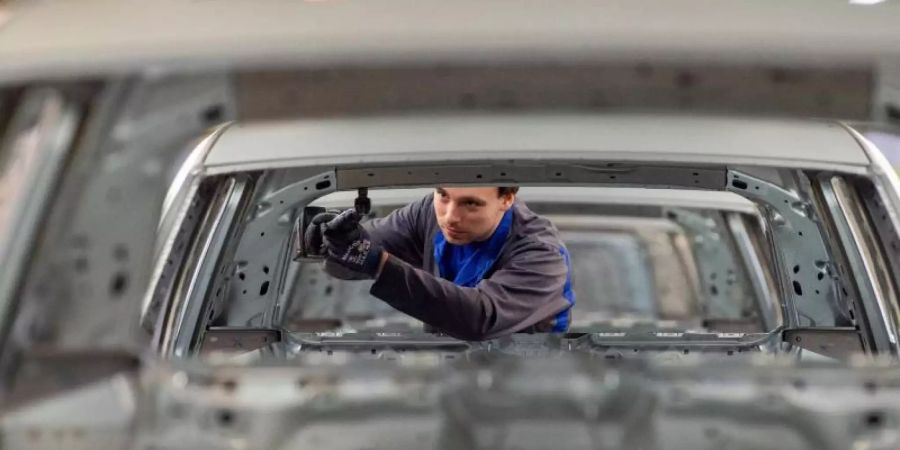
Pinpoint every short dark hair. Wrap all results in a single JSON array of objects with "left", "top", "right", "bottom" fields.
[{"left": 497, "top": 186, "right": 519, "bottom": 197}]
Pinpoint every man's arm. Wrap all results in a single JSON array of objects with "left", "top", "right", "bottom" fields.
[
  {"left": 362, "top": 196, "right": 430, "bottom": 268},
  {"left": 370, "top": 241, "right": 571, "bottom": 341}
]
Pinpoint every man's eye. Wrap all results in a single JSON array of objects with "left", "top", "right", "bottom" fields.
[{"left": 465, "top": 201, "right": 479, "bottom": 207}]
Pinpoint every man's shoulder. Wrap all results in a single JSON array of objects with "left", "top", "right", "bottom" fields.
[
  {"left": 376, "top": 194, "right": 433, "bottom": 229},
  {"left": 508, "top": 201, "right": 565, "bottom": 254},
  {"left": 403, "top": 194, "right": 437, "bottom": 229}
]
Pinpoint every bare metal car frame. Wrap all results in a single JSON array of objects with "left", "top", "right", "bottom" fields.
[{"left": 3, "top": 1, "right": 900, "bottom": 449}]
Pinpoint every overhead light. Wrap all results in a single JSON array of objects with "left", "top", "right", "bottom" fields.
[{"left": 849, "top": 0, "right": 886, "bottom": 5}]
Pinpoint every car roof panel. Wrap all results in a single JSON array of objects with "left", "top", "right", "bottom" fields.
[{"left": 203, "top": 114, "right": 870, "bottom": 173}]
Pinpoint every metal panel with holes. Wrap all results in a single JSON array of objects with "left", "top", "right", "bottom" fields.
[
  {"left": 218, "top": 171, "right": 338, "bottom": 330},
  {"left": 3, "top": 75, "right": 237, "bottom": 400},
  {"left": 726, "top": 170, "right": 847, "bottom": 328}
]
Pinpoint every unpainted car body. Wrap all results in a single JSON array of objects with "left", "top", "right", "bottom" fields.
[{"left": 2, "top": 1, "right": 900, "bottom": 449}]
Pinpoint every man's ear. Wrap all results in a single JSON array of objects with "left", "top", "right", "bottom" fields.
[{"left": 500, "top": 193, "right": 515, "bottom": 210}]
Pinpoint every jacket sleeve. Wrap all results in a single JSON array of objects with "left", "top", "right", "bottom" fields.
[
  {"left": 369, "top": 239, "right": 571, "bottom": 340},
  {"left": 362, "top": 195, "right": 430, "bottom": 268}
]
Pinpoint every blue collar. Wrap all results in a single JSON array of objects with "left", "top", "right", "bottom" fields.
[{"left": 434, "top": 209, "right": 513, "bottom": 287}]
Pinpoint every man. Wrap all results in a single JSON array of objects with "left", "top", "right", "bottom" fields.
[{"left": 304, "top": 186, "right": 575, "bottom": 340}]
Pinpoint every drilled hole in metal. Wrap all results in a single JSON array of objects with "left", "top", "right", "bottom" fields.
[
  {"left": 316, "top": 180, "right": 331, "bottom": 190},
  {"left": 731, "top": 180, "right": 748, "bottom": 190},
  {"left": 793, "top": 281, "right": 803, "bottom": 296},
  {"left": 217, "top": 410, "right": 234, "bottom": 427},
  {"left": 110, "top": 272, "right": 129, "bottom": 298},
  {"left": 113, "top": 244, "right": 129, "bottom": 261},
  {"left": 886, "top": 104, "right": 900, "bottom": 121},
  {"left": 259, "top": 281, "right": 270, "bottom": 296},
  {"left": 202, "top": 105, "right": 224, "bottom": 124},
  {"left": 74, "top": 258, "right": 89, "bottom": 273},
  {"left": 865, "top": 412, "right": 884, "bottom": 428},
  {"left": 221, "top": 379, "right": 238, "bottom": 392},
  {"left": 864, "top": 381, "right": 878, "bottom": 393}
]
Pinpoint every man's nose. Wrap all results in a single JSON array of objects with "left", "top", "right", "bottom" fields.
[{"left": 445, "top": 203, "right": 462, "bottom": 225}]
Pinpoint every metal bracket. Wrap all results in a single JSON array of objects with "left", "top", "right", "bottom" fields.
[
  {"left": 199, "top": 327, "right": 281, "bottom": 354},
  {"left": 219, "top": 170, "right": 337, "bottom": 328},
  {"left": 663, "top": 208, "right": 755, "bottom": 320},
  {"left": 782, "top": 327, "right": 865, "bottom": 360},
  {"left": 726, "top": 170, "right": 846, "bottom": 327}
]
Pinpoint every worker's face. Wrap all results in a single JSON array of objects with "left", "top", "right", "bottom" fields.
[{"left": 433, "top": 187, "right": 515, "bottom": 245}]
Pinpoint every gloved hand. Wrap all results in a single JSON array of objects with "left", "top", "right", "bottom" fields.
[
  {"left": 303, "top": 210, "right": 340, "bottom": 257},
  {"left": 322, "top": 209, "right": 383, "bottom": 279}
]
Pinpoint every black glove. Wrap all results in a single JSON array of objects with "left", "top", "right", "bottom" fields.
[
  {"left": 303, "top": 210, "right": 340, "bottom": 257},
  {"left": 322, "top": 209, "right": 383, "bottom": 279}
]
